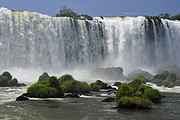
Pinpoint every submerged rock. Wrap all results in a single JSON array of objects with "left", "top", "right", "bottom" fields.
[
  {"left": 65, "top": 93, "right": 80, "bottom": 98},
  {"left": 102, "top": 97, "right": 116, "bottom": 102},
  {"left": 16, "top": 95, "right": 29, "bottom": 101}
]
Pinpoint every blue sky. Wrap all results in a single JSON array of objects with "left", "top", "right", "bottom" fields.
[{"left": 0, "top": 0, "right": 179, "bottom": 17}]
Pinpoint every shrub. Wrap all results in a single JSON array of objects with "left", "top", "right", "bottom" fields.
[
  {"left": 116, "top": 83, "right": 133, "bottom": 99},
  {"left": 38, "top": 72, "right": 50, "bottom": 82},
  {"left": 143, "top": 88, "right": 162, "bottom": 103}
]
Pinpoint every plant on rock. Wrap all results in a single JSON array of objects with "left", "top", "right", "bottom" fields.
[
  {"left": 27, "top": 76, "right": 64, "bottom": 98},
  {"left": 0, "top": 71, "right": 26, "bottom": 87},
  {"left": 59, "top": 74, "right": 90, "bottom": 93},
  {"left": 116, "top": 78, "right": 162, "bottom": 109}
]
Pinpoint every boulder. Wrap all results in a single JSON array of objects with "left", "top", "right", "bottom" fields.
[
  {"left": 16, "top": 95, "right": 29, "bottom": 101},
  {"left": 92, "top": 67, "right": 126, "bottom": 80},
  {"left": 127, "top": 69, "right": 153, "bottom": 82}
]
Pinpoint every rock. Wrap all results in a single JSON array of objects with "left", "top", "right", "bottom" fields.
[
  {"left": 65, "top": 93, "right": 80, "bottom": 98},
  {"left": 102, "top": 97, "right": 115, "bottom": 102},
  {"left": 16, "top": 95, "right": 29, "bottom": 101},
  {"left": 127, "top": 69, "right": 153, "bottom": 82},
  {"left": 113, "top": 82, "right": 122, "bottom": 87},
  {"left": 92, "top": 67, "right": 127, "bottom": 80}
]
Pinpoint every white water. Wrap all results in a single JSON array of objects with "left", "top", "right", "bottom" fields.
[{"left": 0, "top": 8, "right": 180, "bottom": 83}]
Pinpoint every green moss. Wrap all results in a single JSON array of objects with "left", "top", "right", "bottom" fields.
[
  {"left": 27, "top": 77, "right": 64, "bottom": 98},
  {"left": 116, "top": 83, "right": 133, "bottom": 99},
  {"left": 59, "top": 74, "right": 90, "bottom": 93},
  {"left": 27, "top": 83, "right": 59, "bottom": 98},
  {"left": 7, "top": 78, "right": 18, "bottom": 86},
  {"left": 0, "top": 76, "right": 9, "bottom": 86},
  {"left": 90, "top": 80, "right": 108, "bottom": 90},
  {"left": 143, "top": 89, "right": 162, "bottom": 103},
  {"left": 60, "top": 79, "right": 90, "bottom": 93},
  {"left": 2, "top": 71, "right": 12, "bottom": 80},
  {"left": 91, "top": 85, "right": 100, "bottom": 92},
  {"left": 58, "top": 74, "right": 74, "bottom": 84},
  {"left": 162, "top": 79, "right": 175, "bottom": 88},
  {"left": 117, "top": 96, "right": 152, "bottom": 109},
  {"left": 116, "top": 78, "right": 162, "bottom": 109}
]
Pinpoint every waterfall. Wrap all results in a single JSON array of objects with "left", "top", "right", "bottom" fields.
[{"left": 0, "top": 8, "right": 180, "bottom": 73}]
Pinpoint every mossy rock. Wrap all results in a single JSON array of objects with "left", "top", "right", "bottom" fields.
[
  {"left": 162, "top": 79, "right": 175, "bottom": 88},
  {"left": 2, "top": 71, "right": 12, "bottom": 80},
  {"left": 91, "top": 85, "right": 100, "bottom": 92},
  {"left": 117, "top": 96, "right": 152, "bottom": 109},
  {"left": 90, "top": 80, "right": 108, "bottom": 90},
  {"left": 0, "top": 75, "right": 9, "bottom": 86},
  {"left": 116, "top": 83, "right": 133, "bottom": 99},
  {"left": 143, "top": 88, "right": 162, "bottom": 103},
  {"left": 59, "top": 74, "right": 90, "bottom": 93},
  {"left": 127, "top": 69, "right": 153, "bottom": 81},
  {"left": 0, "top": 71, "right": 26, "bottom": 87},
  {"left": 27, "top": 77, "right": 64, "bottom": 98},
  {"left": 7, "top": 78, "right": 18, "bottom": 86},
  {"left": 116, "top": 78, "right": 162, "bottom": 109},
  {"left": 38, "top": 72, "right": 50, "bottom": 82}
]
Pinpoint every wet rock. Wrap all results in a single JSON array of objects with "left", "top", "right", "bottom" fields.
[
  {"left": 102, "top": 97, "right": 115, "bottom": 102},
  {"left": 16, "top": 95, "right": 29, "bottom": 101},
  {"left": 113, "top": 82, "right": 122, "bottom": 87},
  {"left": 65, "top": 93, "right": 80, "bottom": 98}
]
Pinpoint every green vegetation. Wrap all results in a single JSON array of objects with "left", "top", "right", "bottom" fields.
[
  {"left": 90, "top": 80, "right": 109, "bottom": 91},
  {"left": 117, "top": 96, "right": 152, "bottom": 109},
  {"left": 59, "top": 74, "right": 90, "bottom": 93},
  {"left": 145, "top": 14, "right": 180, "bottom": 21},
  {"left": 56, "top": 6, "right": 93, "bottom": 20},
  {"left": 152, "top": 71, "right": 180, "bottom": 88},
  {"left": 159, "top": 13, "right": 180, "bottom": 21},
  {"left": 27, "top": 74, "right": 90, "bottom": 98},
  {"left": 27, "top": 76, "right": 63, "bottom": 98},
  {"left": 116, "top": 78, "right": 162, "bottom": 109},
  {"left": 0, "top": 71, "right": 26, "bottom": 87}
]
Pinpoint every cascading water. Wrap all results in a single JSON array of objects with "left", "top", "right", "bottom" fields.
[{"left": 0, "top": 7, "right": 180, "bottom": 77}]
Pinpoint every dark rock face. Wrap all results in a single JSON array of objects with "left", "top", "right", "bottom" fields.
[
  {"left": 113, "top": 82, "right": 122, "bottom": 87},
  {"left": 102, "top": 97, "right": 115, "bottom": 102},
  {"left": 16, "top": 95, "right": 29, "bottom": 101},
  {"left": 92, "top": 67, "right": 126, "bottom": 80}
]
